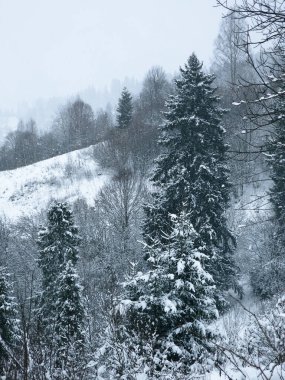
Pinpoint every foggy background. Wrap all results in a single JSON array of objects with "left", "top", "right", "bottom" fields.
[{"left": 0, "top": 0, "right": 222, "bottom": 137}]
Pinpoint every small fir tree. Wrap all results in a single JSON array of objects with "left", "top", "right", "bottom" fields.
[
  {"left": 37, "top": 202, "right": 80, "bottom": 323},
  {"left": 37, "top": 202, "right": 87, "bottom": 379},
  {"left": 116, "top": 87, "right": 133, "bottom": 129},
  {"left": 120, "top": 212, "right": 219, "bottom": 378},
  {"left": 144, "top": 53, "right": 239, "bottom": 303}
]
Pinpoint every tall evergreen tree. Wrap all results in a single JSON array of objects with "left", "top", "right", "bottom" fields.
[
  {"left": 120, "top": 212, "right": 219, "bottom": 378},
  {"left": 144, "top": 53, "right": 239, "bottom": 302},
  {"left": 116, "top": 87, "right": 133, "bottom": 129},
  {"left": 37, "top": 202, "right": 87, "bottom": 379}
]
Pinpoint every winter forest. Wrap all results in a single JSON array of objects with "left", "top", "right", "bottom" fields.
[{"left": 1, "top": 0, "right": 285, "bottom": 379}]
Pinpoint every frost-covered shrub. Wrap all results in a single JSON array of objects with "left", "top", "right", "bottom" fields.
[
  {"left": 241, "top": 296, "right": 285, "bottom": 368},
  {"left": 221, "top": 295, "right": 285, "bottom": 380},
  {"left": 250, "top": 257, "right": 285, "bottom": 299},
  {"left": 248, "top": 220, "right": 285, "bottom": 299},
  {"left": 95, "top": 322, "right": 149, "bottom": 380}
]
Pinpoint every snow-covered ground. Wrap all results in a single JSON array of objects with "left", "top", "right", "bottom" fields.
[
  {"left": 207, "top": 366, "right": 284, "bottom": 380},
  {"left": 0, "top": 145, "right": 111, "bottom": 221}
]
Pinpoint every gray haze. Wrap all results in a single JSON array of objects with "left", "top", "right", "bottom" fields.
[
  {"left": 0, "top": 1, "right": 222, "bottom": 109},
  {"left": 0, "top": 0, "right": 223, "bottom": 140}
]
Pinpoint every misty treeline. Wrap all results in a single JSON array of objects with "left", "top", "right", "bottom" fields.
[
  {"left": 1, "top": 0, "right": 285, "bottom": 379},
  {"left": 0, "top": 65, "right": 171, "bottom": 171}
]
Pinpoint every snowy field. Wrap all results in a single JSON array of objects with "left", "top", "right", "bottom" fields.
[{"left": 0, "top": 145, "right": 111, "bottom": 221}]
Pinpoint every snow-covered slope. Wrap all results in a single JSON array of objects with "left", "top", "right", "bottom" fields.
[{"left": 0, "top": 145, "right": 111, "bottom": 221}]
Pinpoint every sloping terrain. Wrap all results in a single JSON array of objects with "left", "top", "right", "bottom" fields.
[
  {"left": 0, "top": 145, "right": 111, "bottom": 221},
  {"left": 1, "top": 144, "right": 280, "bottom": 379}
]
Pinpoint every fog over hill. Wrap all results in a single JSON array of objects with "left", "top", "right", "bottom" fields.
[{"left": 0, "top": 76, "right": 142, "bottom": 140}]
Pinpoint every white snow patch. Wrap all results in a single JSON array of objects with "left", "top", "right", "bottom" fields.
[
  {"left": 0, "top": 145, "right": 111, "bottom": 221},
  {"left": 177, "top": 258, "right": 185, "bottom": 274},
  {"left": 162, "top": 297, "right": 177, "bottom": 313}
]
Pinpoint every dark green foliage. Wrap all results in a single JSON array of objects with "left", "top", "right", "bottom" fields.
[
  {"left": 116, "top": 87, "right": 133, "bottom": 129},
  {"left": 144, "top": 53, "right": 239, "bottom": 301},
  {"left": 37, "top": 202, "right": 86, "bottom": 378},
  {"left": 121, "top": 212, "right": 219, "bottom": 376},
  {"left": 38, "top": 202, "right": 80, "bottom": 316}
]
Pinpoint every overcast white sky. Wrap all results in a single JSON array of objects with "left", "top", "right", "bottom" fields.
[{"left": 0, "top": 0, "right": 223, "bottom": 109}]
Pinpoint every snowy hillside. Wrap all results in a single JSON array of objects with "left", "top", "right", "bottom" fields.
[{"left": 0, "top": 145, "right": 111, "bottom": 221}]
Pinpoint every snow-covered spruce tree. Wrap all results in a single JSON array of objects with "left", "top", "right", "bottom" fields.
[
  {"left": 37, "top": 202, "right": 87, "bottom": 379},
  {"left": 144, "top": 53, "right": 239, "bottom": 304},
  {"left": 120, "top": 212, "right": 219, "bottom": 378},
  {"left": 116, "top": 87, "right": 133, "bottom": 129},
  {"left": 37, "top": 202, "right": 80, "bottom": 323},
  {"left": 0, "top": 267, "right": 20, "bottom": 377}
]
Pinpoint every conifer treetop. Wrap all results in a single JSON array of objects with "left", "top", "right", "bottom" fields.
[
  {"left": 116, "top": 87, "right": 133, "bottom": 129},
  {"left": 38, "top": 202, "right": 80, "bottom": 267}
]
